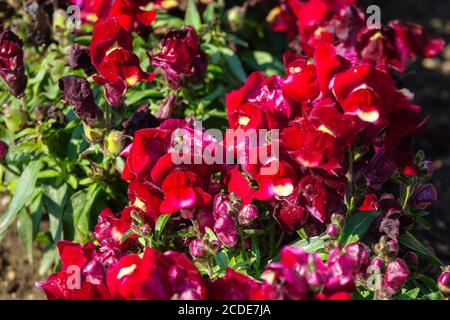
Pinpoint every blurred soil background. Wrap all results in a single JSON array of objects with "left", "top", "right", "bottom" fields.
[{"left": 1, "top": 0, "right": 449, "bottom": 299}]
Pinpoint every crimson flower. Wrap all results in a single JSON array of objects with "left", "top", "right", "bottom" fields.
[
  {"left": 150, "top": 26, "right": 208, "bottom": 89},
  {"left": 90, "top": 17, "right": 154, "bottom": 105},
  {"left": 37, "top": 241, "right": 111, "bottom": 300},
  {"left": 106, "top": 247, "right": 206, "bottom": 299},
  {"left": 0, "top": 30, "right": 27, "bottom": 97}
]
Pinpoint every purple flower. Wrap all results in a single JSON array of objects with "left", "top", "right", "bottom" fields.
[
  {"left": 411, "top": 183, "right": 438, "bottom": 209},
  {"left": 59, "top": 76, "right": 104, "bottom": 127}
]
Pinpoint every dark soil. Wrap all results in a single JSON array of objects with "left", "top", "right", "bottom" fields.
[{"left": 0, "top": 0, "right": 449, "bottom": 299}]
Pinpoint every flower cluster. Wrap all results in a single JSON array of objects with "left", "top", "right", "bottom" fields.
[
  {"left": 35, "top": 0, "right": 447, "bottom": 301},
  {"left": 269, "top": 0, "right": 444, "bottom": 73}
]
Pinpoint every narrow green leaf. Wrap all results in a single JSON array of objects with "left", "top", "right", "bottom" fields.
[
  {"left": 220, "top": 47, "right": 247, "bottom": 84},
  {"left": 0, "top": 160, "right": 42, "bottom": 240},
  {"left": 39, "top": 245, "right": 58, "bottom": 276},
  {"left": 17, "top": 209, "right": 33, "bottom": 263},
  {"left": 399, "top": 231, "right": 443, "bottom": 266},
  {"left": 339, "top": 211, "right": 379, "bottom": 246},
  {"left": 185, "top": 0, "right": 201, "bottom": 30},
  {"left": 44, "top": 183, "right": 69, "bottom": 242},
  {"left": 155, "top": 214, "right": 172, "bottom": 241}
]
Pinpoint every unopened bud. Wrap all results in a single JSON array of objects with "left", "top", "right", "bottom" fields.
[
  {"left": 438, "top": 266, "right": 450, "bottom": 296},
  {"left": 326, "top": 223, "right": 340, "bottom": 238},
  {"left": 238, "top": 204, "right": 259, "bottom": 226},
  {"left": 0, "top": 140, "right": 8, "bottom": 162},
  {"left": 104, "top": 130, "right": 126, "bottom": 155},
  {"left": 83, "top": 124, "right": 105, "bottom": 143},
  {"left": 3, "top": 106, "right": 28, "bottom": 132}
]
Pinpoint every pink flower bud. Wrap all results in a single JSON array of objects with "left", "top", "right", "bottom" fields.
[
  {"left": 345, "top": 243, "right": 371, "bottom": 273},
  {"left": 238, "top": 204, "right": 259, "bottom": 226},
  {"left": 382, "top": 258, "right": 409, "bottom": 296},
  {"left": 438, "top": 268, "right": 450, "bottom": 296},
  {"left": 370, "top": 257, "right": 385, "bottom": 273},
  {"left": 326, "top": 224, "right": 340, "bottom": 238},
  {"left": 189, "top": 239, "right": 206, "bottom": 258},
  {"left": 386, "top": 240, "right": 400, "bottom": 259}
]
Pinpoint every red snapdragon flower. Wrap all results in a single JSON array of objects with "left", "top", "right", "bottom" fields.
[
  {"left": 90, "top": 17, "right": 154, "bottom": 105},
  {"left": 37, "top": 241, "right": 111, "bottom": 300},
  {"left": 150, "top": 26, "right": 208, "bottom": 89},
  {"left": 106, "top": 247, "right": 206, "bottom": 299},
  {"left": 71, "top": 0, "right": 158, "bottom": 31},
  {"left": 226, "top": 71, "right": 291, "bottom": 130}
]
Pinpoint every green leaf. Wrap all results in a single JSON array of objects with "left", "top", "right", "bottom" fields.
[
  {"left": 292, "top": 236, "right": 327, "bottom": 253},
  {"left": 185, "top": 0, "right": 201, "bottom": 30},
  {"left": 220, "top": 47, "right": 247, "bottom": 84},
  {"left": 399, "top": 231, "right": 443, "bottom": 266},
  {"left": 251, "top": 238, "right": 261, "bottom": 270},
  {"left": 17, "top": 209, "right": 33, "bottom": 263},
  {"left": 339, "top": 211, "right": 379, "bottom": 246},
  {"left": 203, "top": 4, "right": 215, "bottom": 23},
  {"left": 0, "top": 160, "right": 43, "bottom": 241},
  {"left": 155, "top": 214, "right": 172, "bottom": 241},
  {"left": 44, "top": 183, "right": 69, "bottom": 242},
  {"left": 215, "top": 251, "right": 229, "bottom": 270},
  {"left": 398, "top": 288, "right": 420, "bottom": 300},
  {"left": 39, "top": 245, "right": 58, "bottom": 276}
]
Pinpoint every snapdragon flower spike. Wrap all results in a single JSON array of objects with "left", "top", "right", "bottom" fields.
[
  {"left": 90, "top": 17, "right": 154, "bottom": 105},
  {"left": 59, "top": 76, "right": 104, "bottom": 127},
  {"left": 150, "top": 26, "right": 208, "bottom": 89},
  {"left": 0, "top": 30, "right": 27, "bottom": 97},
  {"left": 212, "top": 194, "right": 239, "bottom": 249},
  {"left": 106, "top": 247, "right": 206, "bottom": 300},
  {"left": 37, "top": 241, "right": 111, "bottom": 300}
]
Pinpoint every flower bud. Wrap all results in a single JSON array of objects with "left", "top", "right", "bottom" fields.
[
  {"left": 3, "top": 106, "right": 28, "bottom": 132},
  {"left": 331, "top": 213, "right": 345, "bottom": 227},
  {"left": 0, "top": 140, "right": 8, "bottom": 162},
  {"left": 438, "top": 267, "right": 450, "bottom": 296},
  {"left": 385, "top": 240, "right": 400, "bottom": 259},
  {"left": 207, "top": 240, "right": 221, "bottom": 255},
  {"left": 83, "top": 124, "right": 105, "bottom": 143},
  {"left": 227, "top": 6, "right": 245, "bottom": 32},
  {"left": 104, "top": 130, "right": 127, "bottom": 155},
  {"left": 238, "top": 204, "right": 259, "bottom": 226},
  {"left": 403, "top": 251, "right": 419, "bottom": 271},
  {"left": 189, "top": 239, "right": 206, "bottom": 258},
  {"left": 326, "top": 224, "right": 340, "bottom": 238},
  {"left": 382, "top": 258, "right": 409, "bottom": 296},
  {"left": 345, "top": 242, "right": 371, "bottom": 273},
  {"left": 411, "top": 184, "right": 438, "bottom": 209},
  {"left": 370, "top": 257, "right": 385, "bottom": 273}
]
